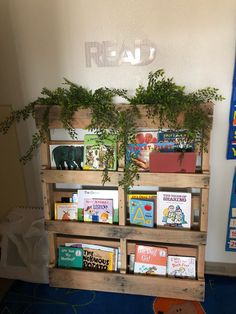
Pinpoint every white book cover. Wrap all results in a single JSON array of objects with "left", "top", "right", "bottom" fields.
[
  {"left": 156, "top": 191, "right": 191, "bottom": 228},
  {"left": 167, "top": 255, "right": 196, "bottom": 279},
  {"left": 77, "top": 189, "right": 118, "bottom": 223},
  {"left": 54, "top": 203, "right": 78, "bottom": 220}
]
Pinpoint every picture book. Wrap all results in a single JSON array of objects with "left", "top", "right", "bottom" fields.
[
  {"left": 65, "top": 243, "right": 118, "bottom": 271},
  {"left": 83, "top": 134, "right": 117, "bottom": 170},
  {"left": 134, "top": 245, "right": 167, "bottom": 275},
  {"left": 83, "top": 198, "right": 113, "bottom": 224},
  {"left": 158, "top": 129, "right": 194, "bottom": 152},
  {"left": 134, "top": 131, "right": 158, "bottom": 144},
  {"left": 156, "top": 191, "right": 191, "bottom": 228},
  {"left": 126, "top": 143, "right": 177, "bottom": 171},
  {"left": 167, "top": 255, "right": 196, "bottom": 279},
  {"left": 54, "top": 203, "right": 78, "bottom": 220},
  {"left": 129, "top": 198, "right": 155, "bottom": 227},
  {"left": 49, "top": 143, "right": 84, "bottom": 170},
  {"left": 58, "top": 246, "right": 83, "bottom": 269},
  {"left": 128, "top": 193, "right": 156, "bottom": 224},
  {"left": 126, "top": 130, "right": 194, "bottom": 171},
  {"left": 77, "top": 189, "right": 118, "bottom": 223}
]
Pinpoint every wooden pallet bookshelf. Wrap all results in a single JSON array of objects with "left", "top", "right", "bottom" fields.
[{"left": 36, "top": 104, "right": 212, "bottom": 301}]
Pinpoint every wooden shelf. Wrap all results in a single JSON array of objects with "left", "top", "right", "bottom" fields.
[
  {"left": 35, "top": 103, "right": 213, "bottom": 130},
  {"left": 45, "top": 220, "right": 207, "bottom": 246},
  {"left": 37, "top": 103, "right": 212, "bottom": 301},
  {"left": 49, "top": 268, "right": 205, "bottom": 301},
  {"left": 41, "top": 169, "right": 210, "bottom": 188}
]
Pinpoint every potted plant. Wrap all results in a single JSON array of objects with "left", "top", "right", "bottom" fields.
[{"left": 0, "top": 70, "right": 224, "bottom": 189}]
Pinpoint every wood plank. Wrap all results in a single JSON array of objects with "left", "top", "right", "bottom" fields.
[
  {"left": 35, "top": 105, "right": 92, "bottom": 129},
  {"left": 49, "top": 268, "right": 205, "bottom": 301},
  {"left": 49, "top": 140, "right": 84, "bottom": 145},
  {"left": 135, "top": 173, "right": 210, "bottom": 188},
  {"left": 41, "top": 170, "right": 119, "bottom": 186},
  {"left": 57, "top": 236, "right": 119, "bottom": 248},
  {"left": 120, "top": 238, "right": 127, "bottom": 274},
  {"left": 48, "top": 233, "right": 57, "bottom": 267},
  {"left": 118, "top": 186, "right": 126, "bottom": 225},
  {"left": 41, "top": 170, "right": 209, "bottom": 188},
  {"left": 57, "top": 237, "right": 197, "bottom": 258},
  {"left": 40, "top": 142, "right": 50, "bottom": 169},
  {"left": 197, "top": 245, "right": 205, "bottom": 280},
  {"left": 41, "top": 181, "right": 53, "bottom": 220},
  {"left": 201, "top": 129, "right": 211, "bottom": 173},
  {"left": 45, "top": 220, "right": 206, "bottom": 245},
  {"left": 35, "top": 103, "right": 213, "bottom": 131},
  {"left": 53, "top": 190, "right": 76, "bottom": 202},
  {"left": 200, "top": 189, "right": 209, "bottom": 232}
]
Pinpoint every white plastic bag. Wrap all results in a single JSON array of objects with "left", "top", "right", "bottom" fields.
[{"left": 0, "top": 207, "right": 49, "bottom": 283}]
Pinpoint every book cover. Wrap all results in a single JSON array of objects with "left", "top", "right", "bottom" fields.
[
  {"left": 129, "top": 198, "right": 154, "bottom": 227},
  {"left": 49, "top": 143, "right": 84, "bottom": 170},
  {"left": 58, "top": 246, "right": 83, "bottom": 269},
  {"left": 54, "top": 203, "right": 78, "bottom": 220},
  {"left": 126, "top": 143, "right": 175, "bottom": 171},
  {"left": 134, "top": 131, "right": 158, "bottom": 144},
  {"left": 65, "top": 243, "right": 118, "bottom": 271},
  {"left": 84, "top": 198, "right": 113, "bottom": 224},
  {"left": 167, "top": 255, "right": 196, "bottom": 279},
  {"left": 128, "top": 193, "right": 156, "bottom": 224},
  {"left": 158, "top": 129, "right": 194, "bottom": 152},
  {"left": 134, "top": 245, "right": 167, "bottom": 275},
  {"left": 156, "top": 191, "right": 191, "bottom": 228},
  {"left": 83, "top": 134, "right": 117, "bottom": 170},
  {"left": 77, "top": 189, "right": 118, "bottom": 223}
]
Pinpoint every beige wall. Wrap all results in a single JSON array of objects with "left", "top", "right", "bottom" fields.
[
  {"left": 1, "top": 0, "right": 236, "bottom": 263},
  {"left": 0, "top": 106, "right": 27, "bottom": 218}
]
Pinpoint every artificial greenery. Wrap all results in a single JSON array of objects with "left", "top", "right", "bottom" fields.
[{"left": 0, "top": 69, "right": 224, "bottom": 191}]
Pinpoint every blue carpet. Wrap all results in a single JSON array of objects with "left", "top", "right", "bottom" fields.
[{"left": 0, "top": 275, "right": 236, "bottom": 314}]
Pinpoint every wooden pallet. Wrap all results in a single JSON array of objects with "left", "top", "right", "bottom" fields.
[{"left": 36, "top": 104, "right": 212, "bottom": 301}]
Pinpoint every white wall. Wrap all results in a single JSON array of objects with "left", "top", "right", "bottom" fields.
[{"left": 2, "top": 0, "right": 236, "bottom": 263}]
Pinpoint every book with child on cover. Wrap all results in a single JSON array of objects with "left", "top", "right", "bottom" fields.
[
  {"left": 156, "top": 191, "right": 191, "bottom": 228},
  {"left": 83, "top": 198, "right": 113, "bottom": 224}
]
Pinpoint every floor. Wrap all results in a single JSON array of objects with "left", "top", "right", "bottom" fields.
[{"left": 1, "top": 275, "right": 236, "bottom": 313}]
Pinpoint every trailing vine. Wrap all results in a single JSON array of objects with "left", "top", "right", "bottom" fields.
[
  {"left": 128, "top": 69, "right": 224, "bottom": 148},
  {"left": 0, "top": 69, "right": 224, "bottom": 190}
]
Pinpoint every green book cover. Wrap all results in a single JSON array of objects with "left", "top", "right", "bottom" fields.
[
  {"left": 83, "top": 134, "right": 117, "bottom": 170},
  {"left": 58, "top": 246, "right": 83, "bottom": 269}
]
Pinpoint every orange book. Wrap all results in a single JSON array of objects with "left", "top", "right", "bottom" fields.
[{"left": 134, "top": 245, "right": 167, "bottom": 275}]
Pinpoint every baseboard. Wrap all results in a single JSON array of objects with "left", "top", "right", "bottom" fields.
[{"left": 205, "top": 262, "right": 236, "bottom": 277}]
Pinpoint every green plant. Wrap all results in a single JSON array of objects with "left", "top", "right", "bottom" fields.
[
  {"left": 0, "top": 69, "right": 224, "bottom": 191},
  {"left": 127, "top": 69, "right": 224, "bottom": 149}
]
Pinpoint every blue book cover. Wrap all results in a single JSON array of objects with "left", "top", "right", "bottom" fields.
[
  {"left": 158, "top": 130, "right": 194, "bottom": 151},
  {"left": 129, "top": 198, "right": 155, "bottom": 227}
]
